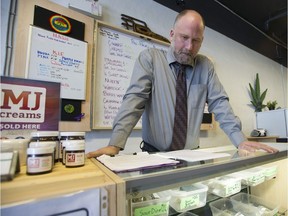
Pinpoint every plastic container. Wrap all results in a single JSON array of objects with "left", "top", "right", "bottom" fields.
[
  {"left": 228, "top": 167, "right": 265, "bottom": 186},
  {"left": 131, "top": 194, "right": 170, "bottom": 216},
  {"left": 26, "top": 147, "right": 54, "bottom": 175},
  {"left": 204, "top": 176, "right": 242, "bottom": 197},
  {"left": 261, "top": 165, "right": 278, "bottom": 180},
  {"left": 209, "top": 197, "right": 243, "bottom": 216},
  {"left": 230, "top": 193, "right": 279, "bottom": 216},
  {"left": 65, "top": 142, "right": 85, "bottom": 167},
  {"left": 159, "top": 183, "right": 208, "bottom": 213},
  {"left": 61, "top": 139, "right": 85, "bottom": 165},
  {"left": 30, "top": 131, "right": 59, "bottom": 162},
  {"left": 29, "top": 141, "right": 57, "bottom": 166},
  {"left": 59, "top": 132, "right": 85, "bottom": 163},
  {"left": 0, "top": 139, "right": 29, "bottom": 166}
]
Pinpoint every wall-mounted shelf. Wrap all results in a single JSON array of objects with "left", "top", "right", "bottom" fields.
[{"left": 247, "top": 136, "right": 279, "bottom": 142}]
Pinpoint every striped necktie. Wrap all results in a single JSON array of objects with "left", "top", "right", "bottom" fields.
[{"left": 170, "top": 63, "right": 187, "bottom": 151}]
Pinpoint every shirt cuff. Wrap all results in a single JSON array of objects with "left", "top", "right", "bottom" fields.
[
  {"left": 230, "top": 131, "right": 247, "bottom": 147},
  {"left": 108, "top": 132, "right": 128, "bottom": 150}
]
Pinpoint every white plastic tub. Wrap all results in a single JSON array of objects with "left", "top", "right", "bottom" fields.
[
  {"left": 0, "top": 139, "right": 29, "bottom": 166},
  {"left": 261, "top": 165, "right": 278, "bottom": 180},
  {"left": 159, "top": 183, "right": 208, "bottom": 213},
  {"left": 228, "top": 167, "right": 265, "bottom": 186},
  {"left": 204, "top": 176, "right": 242, "bottom": 197}
]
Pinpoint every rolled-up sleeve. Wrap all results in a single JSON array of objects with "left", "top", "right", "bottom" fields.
[{"left": 206, "top": 61, "right": 247, "bottom": 147}]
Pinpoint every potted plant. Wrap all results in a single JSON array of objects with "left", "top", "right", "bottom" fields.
[
  {"left": 248, "top": 73, "right": 267, "bottom": 112},
  {"left": 266, "top": 100, "right": 278, "bottom": 110}
]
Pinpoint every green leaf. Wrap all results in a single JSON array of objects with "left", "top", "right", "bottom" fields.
[
  {"left": 249, "top": 83, "right": 257, "bottom": 102},
  {"left": 255, "top": 73, "right": 260, "bottom": 99},
  {"left": 248, "top": 73, "right": 267, "bottom": 112},
  {"left": 260, "top": 89, "right": 268, "bottom": 102}
]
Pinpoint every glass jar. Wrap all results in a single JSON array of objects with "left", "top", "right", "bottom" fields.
[
  {"left": 29, "top": 141, "right": 57, "bottom": 166},
  {"left": 59, "top": 132, "right": 85, "bottom": 163},
  {"left": 26, "top": 147, "right": 54, "bottom": 175},
  {"left": 30, "top": 131, "right": 59, "bottom": 162},
  {"left": 65, "top": 141, "right": 85, "bottom": 168}
]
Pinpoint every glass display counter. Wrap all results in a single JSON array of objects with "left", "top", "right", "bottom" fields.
[{"left": 115, "top": 144, "right": 287, "bottom": 215}]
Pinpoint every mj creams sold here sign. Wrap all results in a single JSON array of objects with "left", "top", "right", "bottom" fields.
[{"left": 0, "top": 76, "right": 60, "bottom": 131}]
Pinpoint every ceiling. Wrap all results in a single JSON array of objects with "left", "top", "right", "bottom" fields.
[{"left": 154, "top": 0, "right": 287, "bottom": 67}]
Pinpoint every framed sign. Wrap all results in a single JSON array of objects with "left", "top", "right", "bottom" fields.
[
  {"left": 1, "top": 76, "right": 60, "bottom": 131},
  {"left": 26, "top": 25, "right": 88, "bottom": 100}
]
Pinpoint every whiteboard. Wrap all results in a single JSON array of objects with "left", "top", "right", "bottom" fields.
[
  {"left": 26, "top": 25, "right": 88, "bottom": 100},
  {"left": 92, "top": 21, "right": 169, "bottom": 129}
]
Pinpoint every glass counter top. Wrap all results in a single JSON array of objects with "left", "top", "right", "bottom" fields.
[{"left": 116, "top": 143, "right": 287, "bottom": 196}]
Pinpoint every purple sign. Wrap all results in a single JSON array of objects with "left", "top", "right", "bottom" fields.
[{"left": 1, "top": 76, "right": 60, "bottom": 131}]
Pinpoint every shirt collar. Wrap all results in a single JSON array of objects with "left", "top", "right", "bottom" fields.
[{"left": 167, "top": 46, "right": 196, "bottom": 68}]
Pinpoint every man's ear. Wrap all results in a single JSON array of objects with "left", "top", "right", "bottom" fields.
[{"left": 169, "top": 29, "right": 174, "bottom": 41}]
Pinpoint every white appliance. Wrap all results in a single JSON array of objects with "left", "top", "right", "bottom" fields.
[
  {"left": 256, "top": 108, "right": 288, "bottom": 138},
  {"left": 1, "top": 188, "right": 108, "bottom": 216}
]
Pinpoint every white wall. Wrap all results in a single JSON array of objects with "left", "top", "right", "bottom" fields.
[
  {"left": 85, "top": 0, "right": 287, "bottom": 153},
  {"left": 51, "top": 0, "right": 287, "bottom": 153},
  {"left": 2, "top": 0, "right": 287, "bottom": 153}
]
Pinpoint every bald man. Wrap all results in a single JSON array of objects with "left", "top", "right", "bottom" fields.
[{"left": 87, "top": 10, "right": 277, "bottom": 158}]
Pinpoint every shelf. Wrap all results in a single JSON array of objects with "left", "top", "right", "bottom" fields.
[
  {"left": 1, "top": 159, "right": 115, "bottom": 206},
  {"left": 247, "top": 136, "right": 279, "bottom": 142}
]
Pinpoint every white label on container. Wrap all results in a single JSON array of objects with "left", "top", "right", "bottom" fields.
[
  {"left": 226, "top": 182, "right": 241, "bottom": 196},
  {"left": 65, "top": 152, "right": 85, "bottom": 166},
  {"left": 180, "top": 194, "right": 200, "bottom": 210},
  {"left": 248, "top": 173, "right": 265, "bottom": 185},
  {"left": 134, "top": 203, "right": 169, "bottom": 216},
  {"left": 27, "top": 156, "right": 52, "bottom": 173}
]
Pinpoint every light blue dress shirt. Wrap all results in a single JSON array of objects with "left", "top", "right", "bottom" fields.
[{"left": 108, "top": 47, "right": 246, "bottom": 151}]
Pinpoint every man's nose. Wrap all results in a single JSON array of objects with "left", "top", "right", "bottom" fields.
[{"left": 185, "top": 40, "right": 194, "bottom": 51}]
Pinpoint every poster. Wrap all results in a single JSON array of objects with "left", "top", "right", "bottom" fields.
[
  {"left": 0, "top": 76, "right": 60, "bottom": 131},
  {"left": 26, "top": 25, "right": 87, "bottom": 100}
]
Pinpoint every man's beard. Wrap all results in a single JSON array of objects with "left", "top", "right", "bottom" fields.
[{"left": 174, "top": 49, "right": 194, "bottom": 65}]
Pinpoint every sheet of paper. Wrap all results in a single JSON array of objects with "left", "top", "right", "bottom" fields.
[
  {"left": 156, "top": 150, "right": 231, "bottom": 162},
  {"left": 97, "top": 153, "right": 179, "bottom": 172}
]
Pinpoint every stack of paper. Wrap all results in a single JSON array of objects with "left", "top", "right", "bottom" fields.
[
  {"left": 156, "top": 149, "right": 231, "bottom": 162},
  {"left": 97, "top": 153, "right": 179, "bottom": 172}
]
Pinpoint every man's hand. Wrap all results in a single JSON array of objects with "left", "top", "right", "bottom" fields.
[
  {"left": 86, "top": 146, "right": 121, "bottom": 158},
  {"left": 238, "top": 141, "right": 278, "bottom": 153}
]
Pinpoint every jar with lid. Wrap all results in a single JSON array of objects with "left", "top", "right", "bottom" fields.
[
  {"left": 62, "top": 139, "right": 85, "bottom": 165},
  {"left": 26, "top": 147, "right": 54, "bottom": 175},
  {"left": 29, "top": 141, "right": 57, "bottom": 166},
  {"left": 65, "top": 141, "right": 85, "bottom": 168},
  {"left": 30, "top": 131, "right": 59, "bottom": 162},
  {"left": 59, "top": 132, "right": 85, "bottom": 163}
]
